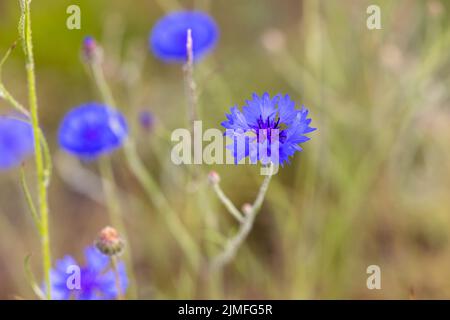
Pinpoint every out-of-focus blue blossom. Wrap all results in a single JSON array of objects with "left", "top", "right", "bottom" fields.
[
  {"left": 138, "top": 110, "right": 155, "bottom": 131},
  {"left": 48, "top": 246, "right": 127, "bottom": 300},
  {"left": 0, "top": 116, "right": 34, "bottom": 170},
  {"left": 221, "top": 93, "right": 316, "bottom": 166},
  {"left": 150, "top": 10, "right": 218, "bottom": 63},
  {"left": 58, "top": 103, "right": 128, "bottom": 160}
]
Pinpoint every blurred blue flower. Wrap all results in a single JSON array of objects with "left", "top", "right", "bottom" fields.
[
  {"left": 49, "top": 246, "right": 128, "bottom": 300},
  {"left": 221, "top": 93, "right": 316, "bottom": 166},
  {"left": 0, "top": 116, "right": 34, "bottom": 170},
  {"left": 58, "top": 103, "right": 128, "bottom": 160},
  {"left": 138, "top": 110, "right": 155, "bottom": 131},
  {"left": 150, "top": 10, "right": 218, "bottom": 63}
]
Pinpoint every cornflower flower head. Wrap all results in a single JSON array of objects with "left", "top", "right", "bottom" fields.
[
  {"left": 0, "top": 116, "right": 34, "bottom": 170},
  {"left": 150, "top": 10, "right": 218, "bottom": 63},
  {"left": 58, "top": 103, "right": 128, "bottom": 160},
  {"left": 221, "top": 93, "right": 316, "bottom": 166},
  {"left": 48, "top": 246, "right": 128, "bottom": 300}
]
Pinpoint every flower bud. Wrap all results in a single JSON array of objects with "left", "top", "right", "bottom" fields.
[
  {"left": 139, "top": 110, "right": 155, "bottom": 131},
  {"left": 82, "top": 36, "right": 103, "bottom": 64},
  {"left": 208, "top": 170, "right": 220, "bottom": 184},
  {"left": 260, "top": 28, "right": 286, "bottom": 54},
  {"left": 242, "top": 203, "right": 253, "bottom": 215},
  {"left": 95, "top": 226, "right": 124, "bottom": 256}
]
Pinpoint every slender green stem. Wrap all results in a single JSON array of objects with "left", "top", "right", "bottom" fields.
[
  {"left": 110, "top": 256, "right": 124, "bottom": 300},
  {"left": 24, "top": 255, "right": 46, "bottom": 300},
  {"left": 91, "top": 61, "right": 115, "bottom": 107},
  {"left": 86, "top": 45, "right": 201, "bottom": 271},
  {"left": 183, "top": 29, "right": 201, "bottom": 183},
  {"left": 183, "top": 29, "right": 199, "bottom": 130},
  {"left": 250, "top": 169, "right": 274, "bottom": 214},
  {"left": 21, "top": 0, "right": 51, "bottom": 299},
  {"left": 210, "top": 166, "right": 274, "bottom": 271},
  {"left": 0, "top": 42, "right": 30, "bottom": 115},
  {"left": 98, "top": 158, "right": 135, "bottom": 298},
  {"left": 211, "top": 183, "right": 245, "bottom": 223},
  {"left": 124, "top": 140, "right": 202, "bottom": 270},
  {"left": 0, "top": 84, "right": 30, "bottom": 116},
  {"left": 20, "top": 167, "right": 41, "bottom": 231},
  {"left": 99, "top": 157, "right": 126, "bottom": 233}
]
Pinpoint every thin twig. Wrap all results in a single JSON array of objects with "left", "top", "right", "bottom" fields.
[
  {"left": 87, "top": 44, "right": 201, "bottom": 273},
  {"left": 212, "top": 183, "right": 245, "bottom": 223},
  {"left": 110, "top": 256, "right": 124, "bottom": 300},
  {"left": 124, "top": 140, "right": 202, "bottom": 270},
  {"left": 183, "top": 29, "right": 198, "bottom": 130},
  {"left": 210, "top": 165, "right": 274, "bottom": 271}
]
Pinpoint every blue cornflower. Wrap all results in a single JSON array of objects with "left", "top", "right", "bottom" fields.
[
  {"left": 0, "top": 116, "right": 34, "bottom": 170},
  {"left": 221, "top": 93, "right": 316, "bottom": 165},
  {"left": 150, "top": 10, "right": 218, "bottom": 63},
  {"left": 58, "top": 103, "right": 128, "bottom": 160},
  {"left": 48, "top": 246, "right": 128, "bottom": 300}
]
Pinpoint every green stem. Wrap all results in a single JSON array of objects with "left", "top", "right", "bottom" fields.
[
  {"left": 86, "top": 48, "right": 201, "bottom": 271},
  {"left": 20, "top": 167, "right": 41, "bottom": 231},
  {"left": 212, "top": 183, "right": 244, "bottom": 223},
  {"left": 22, "top": 0, "right": 51, "bottom": 300},
  {"left": 110, "top": 256, "right": 124, "bottom": 300},
  {"left": 96, "top": 115, "right": 137, "bottom": 299},
  {"left": 124, "top": 140, "right": 202, "bottom": 270},
  {"left": 91, "top": 62, "right": 115, "bottom": 107},
  {"left": 183, "top": 29, "right": 198, "bottom": 130},
  {"left": 0, "top": 84, "right": 30, "bottom": 116},
  {"left": 210, "top": 166, "right": 274, "bottom": 271},
  {"left": 99, "top": 157, "right": 126, "bottom": 233}
]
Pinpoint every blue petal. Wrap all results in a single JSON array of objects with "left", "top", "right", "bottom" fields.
[
  {"left": 84, "top": 246, "right": 110, "bottom": 273},
  {"left": 221, "top": 106, "right": 250, "bottom": 131},
  {"left": 242, "top": 93, "right": 278, "bottom": 127},
  {"left": 278, "top": 94, "right": 300, "bottom": 125},
  {"left": 47, "top": 255, "right": 78, "bottom": 300}
]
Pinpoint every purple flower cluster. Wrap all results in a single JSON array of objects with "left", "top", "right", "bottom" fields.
[{"left": 48, "top": 246, "right": 127, "bottom": 300}]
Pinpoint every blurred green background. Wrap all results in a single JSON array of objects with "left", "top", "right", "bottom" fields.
[{"left": 1, "top": 0, "right": 450, "bottom": 299}]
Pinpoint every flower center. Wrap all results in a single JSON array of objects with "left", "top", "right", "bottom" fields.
[{"left": 254, "top": 115, "right": 286, "bottom": 144}]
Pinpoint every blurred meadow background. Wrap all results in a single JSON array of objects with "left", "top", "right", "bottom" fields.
[{"left": 1, "top": 0, "right": 450, "bottom": 299}]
